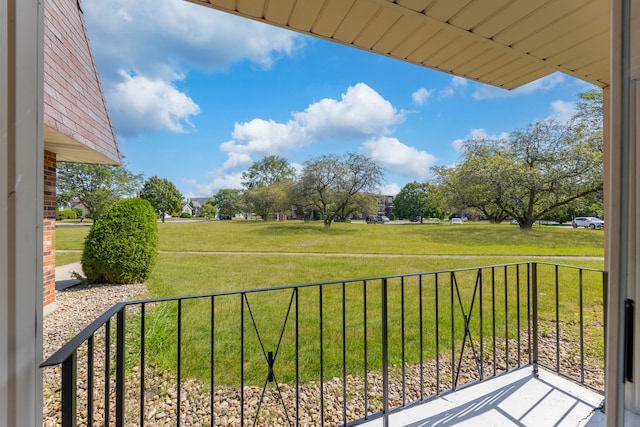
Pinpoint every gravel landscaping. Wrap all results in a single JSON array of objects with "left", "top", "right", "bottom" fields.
[{"left": 43, "top": 283, "right": 604, "bottom": 427}]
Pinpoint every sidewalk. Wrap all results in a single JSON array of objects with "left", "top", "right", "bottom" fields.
[{"left": 55, "top": 261, "right": 84, "bottom": 290}]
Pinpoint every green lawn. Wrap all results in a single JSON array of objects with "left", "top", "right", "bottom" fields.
[{"left": 55, "top": 220, "right": 605, "bottom": 387}]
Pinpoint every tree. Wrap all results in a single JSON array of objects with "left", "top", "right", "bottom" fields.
[
  {"left": 393, "top": 182, "right": 448, "bottom": 221},
  {"left": 241, "top": 155, "right": 296, "bottom": 188},
  {"left": 57, "top": 162, "right": 143, "bottom": 220},
  {"left": 296, "top": 153, "right": 384, "bottom": 228},
  {"left": 241, "top": 156, "right": 296, "bottom": 220},
  {"left": 199, "top": 200, "right": 217, "bottom": 220},
  {"left": 140, "top": 176, "right": 183, "bottom": 223},
  {"left": 214, "top": 188, "right": 244, "bottom": 217},
  {"left": 436, "top": 115, "right": 603, "bottom": 229}
]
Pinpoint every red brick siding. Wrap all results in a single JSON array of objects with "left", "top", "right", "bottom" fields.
[
  {"left": 43, "top": 151, "right": 57, "bottom": 308},
  {"left": 43, "top": 0, "right": 120, "bottom": 163}
]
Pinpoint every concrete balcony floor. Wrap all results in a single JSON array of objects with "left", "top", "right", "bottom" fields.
[{"left": 362, "top": 367, "right": 605, "bottom": 427}]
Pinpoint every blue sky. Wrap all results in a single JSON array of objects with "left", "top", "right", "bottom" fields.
[{"left": 83, "top": 0, "right": 596, "bottom": 198}]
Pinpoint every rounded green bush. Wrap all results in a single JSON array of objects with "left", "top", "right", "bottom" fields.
[{"left": 82, "top": 198, "right": 158, "bottom": 284}]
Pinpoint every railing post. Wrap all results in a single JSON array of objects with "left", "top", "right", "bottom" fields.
[
  {"left": 382, "top": 277, "right": 389, "bottom": 427},
  {"left": 116, "top": 309, "right": 126, "bottom": 426},
  {"left": 61, "top": 350, "right": 77, "bottom": 427},
  {"left": 531, "top": 262, "right": 539, "bottom": 377}
]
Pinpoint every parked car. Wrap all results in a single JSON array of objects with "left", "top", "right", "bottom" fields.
[
  {"left": 218, "top": 215, "right": 232, "bottom": 220},
  {"left": 572, "top": 217, "right": 604, "bottom": 229},
  {"left": 374, "top": 215, "right": 390, "bottom": 224},
  {"left": 450, "top": 218, "right": 464, "bottom": 224}
]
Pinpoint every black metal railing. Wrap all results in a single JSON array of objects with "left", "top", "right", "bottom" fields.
[{"left": 41, "top": 262, "right": 606, "bottom": 426}]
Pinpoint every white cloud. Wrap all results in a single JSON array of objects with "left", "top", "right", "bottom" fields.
[
  {"left": 108, "top": 72, "right": 200, "bottom": 136},
  {"left": 451, "top": 128, "right": 509, "bottom": 152},
  {"left": 412, "top": 88, "right": 433, "bottom": 106},
  {"left": 200, "top": 83, "right": 411, "bottom": 195},
  {"left": 550, "top": 100, "right": 576, "bottom": 123},
  {"left": 362, "top": 136, "right": 436, "bottom": 179},
  {"left": 294, "top": 83, "right": 404, "bottom": 139},
  {"left": 472, "top": 73, "right": 565, "bottom": 100},
  {"left": 439, "top": 76, "right": 469, "bottom": 99},
  {"left": 381, "top": 183, "right": 402, "bottom": 196},
  {"left": 221, "top": 119, "right": 308, "bottom": 156},
  {"left": 84, "top": 0, "right": 304, "bottom": 137}
]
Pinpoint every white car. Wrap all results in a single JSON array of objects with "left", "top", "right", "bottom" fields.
[
  {"left": 450, "top": 218, "right": 464, "bottom": 224},
  {"left": 572, "top": 217, "right": 604, "bottom": 229}
]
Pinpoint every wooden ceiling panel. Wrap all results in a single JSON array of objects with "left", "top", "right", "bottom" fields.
[
  {"left": 424, "top": 0, "right": 472, "bottom": 22},
  {"left": 388, "top": 23, "right": 440, "bottom": 59},
  {"left": 481, "top": 57, "right": 541, "bottom": 86},
  {"left": 334, "top": 0, "right": 380, "bottom": 43},
  {"left": 264, "top": 0, "right": 295, "bottom": 25},
  {"left": 289, "top": 0, "right": 326, "bottom": 31},
  {"left": 236, "top": 0, "right": 264, "bottom": 18},
  {"left": 395, "top": 0, "right": 434, "bottom": 13},
  {"left": 472, "top": 0, "right": 549, "bottom": 38},
  {"left": 448, "top": 0, "right": 511, "bottom": 31},
  {"left": 207, "top": 0, "right": 236, "bottom": 11},
  {"left": 491, "top": 1, "right": 583, "bottom": 46},
  {"left": 371, "top": 14, "right": 423, "bottom": 54},
  {"left": 312, "top": 0, "right": 356, "bottom": 38},
  {"left": 190, "top": 0, "right": 610, "bottom": 88},
  {"left": 514, "top": 2, "right": 606, "bottom": 55},
  {"left": 354, "top": 7, "right": 403, "bottom": 49}
]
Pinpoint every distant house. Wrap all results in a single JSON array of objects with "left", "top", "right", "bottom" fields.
[
  {"left": 181, "top": 203, "right": 194, "bottom": 216},
  {"left": 185, "top": 197, "right": 211, "bottom": 216}
]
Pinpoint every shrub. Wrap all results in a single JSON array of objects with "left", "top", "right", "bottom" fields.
[
  {"left": 180, "top": 212, "right": 192, "bottom": 218},
  {"left": 73, "top": 207, "right": 85, "bottom": 218},
  {"left": 82, "top": 198, "right": 158, "bottom": 284},
  {"left": 56, "top": 208, "right": 76, "bottom": 221}
]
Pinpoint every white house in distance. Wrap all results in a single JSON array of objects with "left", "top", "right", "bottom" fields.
[{"left": 1, "top": 1, "right": 639, "bottom": 426}]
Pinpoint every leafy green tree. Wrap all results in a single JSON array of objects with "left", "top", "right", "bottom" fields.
[
  {"left": 140, "top": 176, "right": 183, "bottom": 223},
  {"left": 393, "top": 182, "right": 448, "bottom": 221},
  {"left": 241, "top": 155, "right": 296, "bottom": 188},
  {"left": 243, "top": 182, "right": 292, "bottom": 220},
  {"left": 436, "top": 116, "right": 603, "bottom": 229},
  {"left": 82, "top": 198, "right": 158, "bottom": 284},
  {"left": 214, "top": 188, "right": 244, "bottom": 217},
  {"left": 56, "top": 162, "right": 143, "bottom": 220},
  {"left": 241, "top": 156, "right": 296, "bottom": 220},
  {"left": 199, "top": 199, "right": 217, "bottom": 220},
  {"left": 296, "top": 153, "right": 384, "bottom": 228}
]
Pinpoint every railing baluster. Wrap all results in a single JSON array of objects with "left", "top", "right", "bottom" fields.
[
  {"left": 401, "top": 276, "right": 406, "bottom": 406},
  {"left": 419, "top": 274, "right": 424, "bottom": 400},
  {"left": 87, "top": 335, "right": 94, "bottom": 427},
  {"left": 177, "top": 299, "right": 182, "bottom": 427},
  {"left": 240, "top": 293, "right": 245, "bottom": 425},
  {"left": 435, "top": 273, "right": 440, "bottom": 394},
  {"left": 116, "top": 309, "right": 125, "bottom": 427},
  {"left": 555, "top": 265, "right": 560, "bottom": 373},
  {"left": 363, "top": 280, "right": 369, "bottom": 418},
  {"left": 381, "top": 278, "right": 389, "bottom": 427},
  {"left": 491, "top": 267, "right": 496, "bottom": 376},
  {"left": 210, "top": 296, "right": 215, "bottom": 426},
  {"left": 320, "top": 286, "right": 324, "bottom": 427},
  {"left": 140, "top": 303, "right": 145, "bottom": 426},
  {"left": 479, "top": 269, "right": 483, "bottom": 380},
  {"left": 105, "top": 318, "right": 110, "bottom": 427},
  {"left": 450, "top": 272, "right": 455, "bottom": 390},
  {"left": 504, "top": 265, "right": 509, "bottom": 372},
  {"left": 295, "top": 288, "right": 299, "bottom": 427},
  {"left": 516, "top": 264, "right": 521, "bottom": 367},
  {"left": 342, "top": 282, "right": 347, "bottom": 426},
  {"left": 532, "top": 262, "right": 539, "bottom": 377},
  {"left": 579, "top": 269, "right": 585, "bottom": 384},
  {"left": 61, "top": 350, "right": 77, "bottom": 427}
]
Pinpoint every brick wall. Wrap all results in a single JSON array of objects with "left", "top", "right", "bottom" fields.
[{"left": 43, "top": 150, "right": 57, "bottom": 312}]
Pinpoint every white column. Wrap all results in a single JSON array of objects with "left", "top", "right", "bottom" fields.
[{"left": 0, "top": 0, "right": 44, "bottom": 426}]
